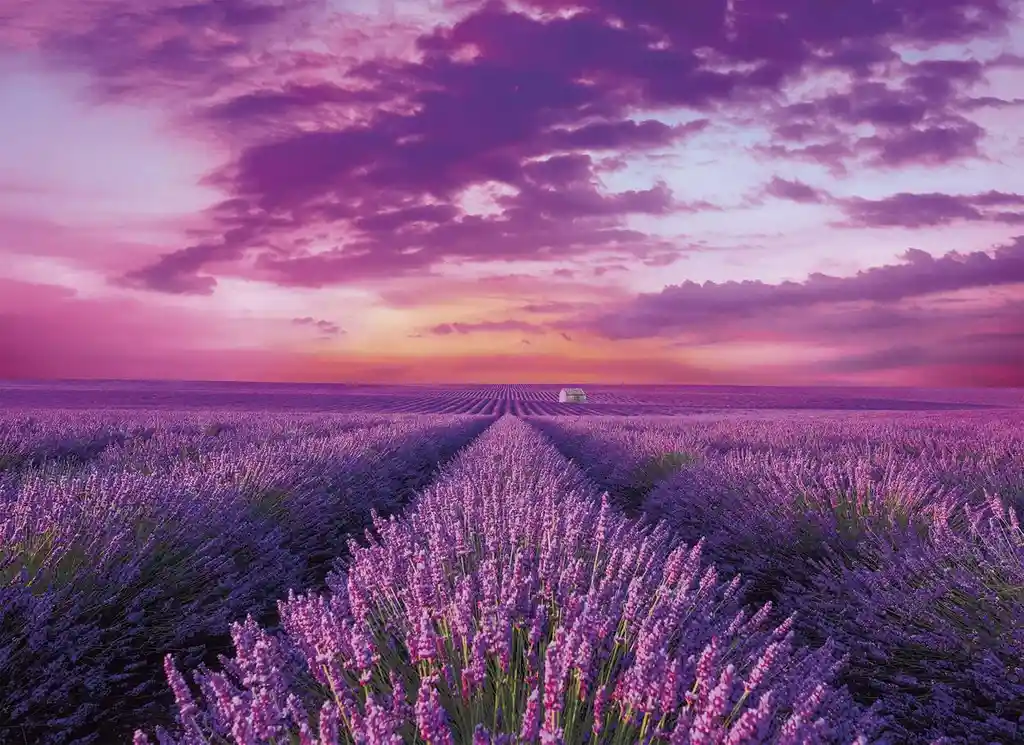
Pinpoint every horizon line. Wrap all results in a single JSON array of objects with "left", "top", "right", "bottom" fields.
[{"left": 1, "top": 377, "right": 1022, "bottom": 392}]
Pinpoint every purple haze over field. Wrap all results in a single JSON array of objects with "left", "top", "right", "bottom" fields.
[{"left": 1, "top": 0, "right": 1024, "bottom": 386}]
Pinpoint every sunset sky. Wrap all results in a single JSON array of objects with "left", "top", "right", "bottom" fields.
[{"left": 1, "top": 0, "right": 1023, "bottom": 385}]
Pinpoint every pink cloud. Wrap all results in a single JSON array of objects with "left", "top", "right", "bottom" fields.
[
  {"left": 291, "top": 316, "right": 344, "bottom": 336},
  {"left": 836, "top": 191, "right": 1024, "bottom": 228},
  {"left": 573, "top": 237, "right": 1024, "bottom": 386},
  {"left": 0, "top": 278, "right": 282, "bottom": 380},
  {"left": 1, "top": 0, "right": 1023, "bottom": 385},
  {"left": 96, "top": 0, "right": 1019, "bottom": 296},
  {"left": 581, "top": 236, "right": 1024, "bottom": 338},
  {"left": 427, "top": 320, "right": 548, "bottom": 336}
]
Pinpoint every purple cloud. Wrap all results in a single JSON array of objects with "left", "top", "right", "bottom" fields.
[
  {"left": 838, "top": 191, "right": 1024, "bottom": 228},
  {"left": 4, "top": 0, "right": 1023, "bottom": 391},
  {"left": 0, "top": 0, "right": 321, "bottom": 99},
  {"left": 863, "top": 117, "right": 984, "bottom": 167},
  {"left": 428, "top": 320, "right": 548, "bottom": 336},
  {"left": 292, "top": 316, "right": 343, "bottom": 336},
  {"left": 520, "top": 301, "right": 583, "bottom": 314},
  {"left": 765, "top": 56, "right": 995, "bottom": 170},
  {"left": 582, "top": 235, "right": 1024, "bottom": 339},
  {"left": 21, "top": 0, "right": 999, "bottom": 295},
  {"left": 825, "top": 334, "right": 1024, "bottom": 375},
  {"left": 763, "top": 177, "right": 830, "bottom": 204},
  {"left": 963, "top": 95, "right": 1024, "bottom": 109}
]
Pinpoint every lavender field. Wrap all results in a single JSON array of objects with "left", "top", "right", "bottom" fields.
[{"left": 1, "top": 382, "right": 1022, "bottom": 744}]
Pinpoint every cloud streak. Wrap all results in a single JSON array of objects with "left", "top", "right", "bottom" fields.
[
  {"left": 428, "top": 320, "right": 548, "bottom": 336},
  {"left": 838, "top": 191, "right": 1024, "bottom": 228},
  {"left": 582, "top": 237, "right": 1024, "bottom": 337},
  {"left": 292, "top": 316, "right": 344, "bottom": 336}
]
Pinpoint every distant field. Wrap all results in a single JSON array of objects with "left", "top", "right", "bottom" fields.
[{"left": 1, "top": 380, "right": 1020, "bottom": 414}]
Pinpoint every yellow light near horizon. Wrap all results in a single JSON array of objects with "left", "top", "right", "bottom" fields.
[{"left": 687, "top": 341, "right": 831, "bottom": 369}]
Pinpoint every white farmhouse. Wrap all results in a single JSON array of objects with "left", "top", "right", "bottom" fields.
[{"left": 558, "top": 387, "right": 587, "bottom": 403}]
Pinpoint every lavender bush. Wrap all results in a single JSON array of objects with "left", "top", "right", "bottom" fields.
[
  {"left": 6, "top": 402, "right": 1021, "bottom": 743},
  {"left": 140, "top": 416, "right": 880, "bottom": 744},
  {"left": 531, "top": 413, "right": 1024, "bottom": 504},
  {"left": 785, "top": 494, "right": 1023, "bottom": 743},
  {"left": 533, "top": 413, "right": 1024, "bottom": 741},
  {"left": 0, "top": 411, "right": 489, "bottom": 744}
]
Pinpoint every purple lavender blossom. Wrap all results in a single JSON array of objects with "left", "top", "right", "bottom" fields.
[
  {"left": 533, "top": 412, "right": 1024, "bottom": 742},
  {"left": 0, "top": 410, "right": 489, "bottom": 743},
  {"left": 144, "top": 416, "right": 882, "bottom": 744}
]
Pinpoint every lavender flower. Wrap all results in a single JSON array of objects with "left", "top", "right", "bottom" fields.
[
  {"left": 0, "top": 410, "right": 488, "bottom": 743},
  {"left": 146, "top": 416, "right": 881, "bottom": 744}
]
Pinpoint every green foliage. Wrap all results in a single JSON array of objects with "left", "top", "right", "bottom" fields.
[
  {"left": 937, "top": 515, "right": 1024, "bottom": 646},
  {"left": 0, "top": 452, "right": 26, "bottom": 471},
  {"left": 133, "top": 517, "right": 194, "bottom": 572},
  {"left": 177, "top": 444, "right": 202, "bottom": 462},
  {"left": 624, "top": 451, "right": 698, "bottom": 505},
  {"left": 248, "top": 488, "right": 291, "bottom": 522},
  {"left": 790, "top": 487, "right": 933, "bottom": 570},
  {"left": 0, "top": 529, "right": 90, "bottom": 594},
  {"left": 337, "top": 607, "right": 656, "bottom": 745}
]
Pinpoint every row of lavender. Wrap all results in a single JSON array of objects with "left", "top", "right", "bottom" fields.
[
  {"left": 7, "top": 382, "right": 1018, "bottom": 416},
  {"left": 0, "top": 411, "right": 492, "bottom": 744},
  {"left": 530, "top": 412, "right": 1024, "bottom": 743},
  {"left": 141, "top": 415, "right": 882, "bottom": 744}
]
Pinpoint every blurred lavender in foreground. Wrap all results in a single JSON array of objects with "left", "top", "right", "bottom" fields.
[
  {"left": 785, "top": 493, "right": 1023, "bottom": 743},
  {"left": 140, "top": 416, "right": 881, "bottom": 744}
]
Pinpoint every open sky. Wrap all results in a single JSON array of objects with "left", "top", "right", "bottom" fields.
[{"left": 1, "top": 0, "right": 1023, "bottom": 385}]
